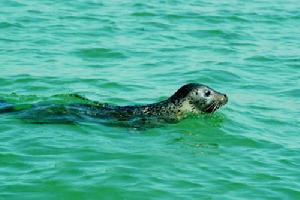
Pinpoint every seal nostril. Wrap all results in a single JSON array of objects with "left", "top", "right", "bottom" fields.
[{"left": 224, "top": 94, "right": 228, "bottom": 103}]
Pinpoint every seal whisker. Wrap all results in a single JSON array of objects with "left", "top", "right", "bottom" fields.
[
  {"left": 212, "top": 104, "right": 218, "bottom": 112},
  {"left": 204, "top": 103, "right": 214, "bottom": 112},
  {"left": 205, "top": 101, "right": 217, "bottom": 113}
]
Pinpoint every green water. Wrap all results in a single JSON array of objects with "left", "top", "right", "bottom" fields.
[{"left": 1, "top": 0, "right": 300, "bottom": 199}]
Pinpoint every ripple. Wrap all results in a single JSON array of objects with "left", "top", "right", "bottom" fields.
[
  {"left": 131, "top": 12, "right": 157, "bottom": 17},
  {"left": 142, "top": 21, "right": 170, "bottom": 30},
  {"left": 199, "top": 69, "right": 242, "bottom": 83},
  {"left": 275, "top": 88, "right": 300, "bottom": 98},
  {"left": 187, "top": 29, "right": 243, "bottom": 40},
  {"left": 1, "top": 0, "right": 300, "bottom": 199},
  {"left": 0, "top": 22, "right": 22, "bottom": 29},
  {"left": 75, "top": 48, "right": 126, "bottom": 59},
  {"left": 245, "top": 55, "right": 277, "bottom": 62}
]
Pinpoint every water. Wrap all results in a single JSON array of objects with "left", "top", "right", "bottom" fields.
[{"left": 1, "top": 0, "right": 300, "bottom": 199}]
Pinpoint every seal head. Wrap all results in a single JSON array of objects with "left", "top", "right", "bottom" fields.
[{"left": 169, "top": 83, "right": 228, "bottom": 114}]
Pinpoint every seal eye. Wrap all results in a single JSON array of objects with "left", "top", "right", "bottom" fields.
[{"left": 204, "top": 90, "right": 211, "bottom": 97}]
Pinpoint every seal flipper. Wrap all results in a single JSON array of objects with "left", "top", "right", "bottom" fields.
[{"left": 0, "top": 101, "right": 15, "bottom": 113}]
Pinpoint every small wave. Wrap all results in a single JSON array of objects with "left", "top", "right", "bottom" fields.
[
  {"left": 245, "top": 55, "right": 276, "bottom": 62},
  {"left": 187, "top": 29, "right": 243, "bottom": 40},
  {"left": 198, "top": 69, "right": 242, "bottom": 83},
  {"left": 225, "top": 15, "right": 250, "bottom": 23},
  {"left": 142, "top": 21, "right": 170, "bottom": 29},
  {"left": 164, "top": 13, "right": 193, "bottom": 20},
  {"left": 275, "top": 88, "right": 300, "bottom": 98},
  {"left": 76, "top": 48, "right": 126, "bottom": 59},
  {"left": 99, "top": 82, "right": 150, "bottom": 91},
  {"left": 131, "top": 12, "right": 157, "bottom": 17},
  {"left": 0, "top": 22, "right": 22, "bottom": 29}
]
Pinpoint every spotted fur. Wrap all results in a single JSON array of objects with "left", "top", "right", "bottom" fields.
[{"left": 85, "top": 83, "right": 228, "bottom": 123}]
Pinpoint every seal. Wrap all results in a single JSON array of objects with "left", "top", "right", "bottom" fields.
[
  {"left": 90, "top": 83, "right": 228, "bottom": 122},
  {"left": 2, "top": 83, "right": 228, "bottom": 126},
  {"left": 55, "top": 83, "right": 228, "bottom": 125}
]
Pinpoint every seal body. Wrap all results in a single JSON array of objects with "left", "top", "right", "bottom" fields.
[{"left": 54, "top": 83, "right": 227, "bottom": 124}]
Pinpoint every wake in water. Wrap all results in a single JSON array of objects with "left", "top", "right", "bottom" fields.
[{"left": 0, "top": 101, "right": 14, "bottom": 113}]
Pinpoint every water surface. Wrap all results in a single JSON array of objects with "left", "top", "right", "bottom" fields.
[{"left": 1, "top": 0, "right": 300, "bottom": 199}]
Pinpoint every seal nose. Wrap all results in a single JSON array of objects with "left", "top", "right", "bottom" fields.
[
  {"left": 223, "top": 94, "right": 228, "bottom": 103},
  {"left": 220, "top": 94, "right": 228, "bottom": 104}
]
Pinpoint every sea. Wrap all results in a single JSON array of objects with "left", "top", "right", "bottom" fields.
[{"left": 0, "top": 0, "right": 299, "bottom": 199}]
